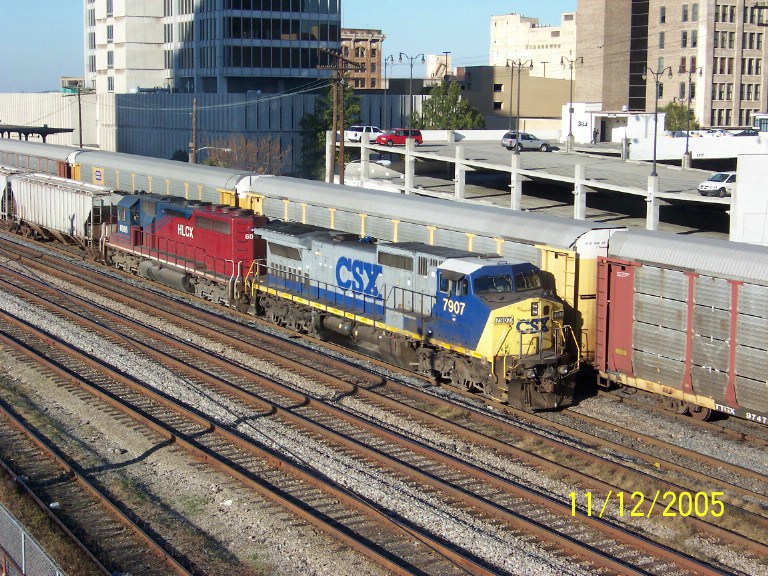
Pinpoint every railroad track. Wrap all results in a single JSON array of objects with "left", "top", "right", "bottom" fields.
[
  {"left": 0, "top": 383, "right": 193, "bottom": 576},
  {"left": 0, "top": 238, "right": 760, "bottom": 573}
]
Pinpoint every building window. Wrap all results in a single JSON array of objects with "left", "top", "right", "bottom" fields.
[
  {"left": 106, "top": 0, "right": 113, "bottom": 16},
  {"left": 729, "top": 32, "right": 735, "bottom": 49},
  {"left": 691, "top": 30, "right": 697, "bottom": 48},
  {"left": 660, "top": 6, "right": 666, "bottom": 23},
  {"left": 682, "top": 4, "right": 689, "bottom": 22},
  {"left": 679, "top": 82, "right": 686, "bottom": 99},
  {"left": 659, "top": 31, "right": 665, "bottom": 49},
  {"left": 107, "top": 50, "right": 114, "bottom": 69},
  {"left": 493, "top": 101, "right": 503, "bottom": 110},
  {"left": 692, "top": 3, "right": 699, "bottom": 21},
  {"left": 108, "top": 76, "right": 114, "bottom": 92},
  {"left": 682, "top": 31, "right": 688, "bottom": 48},
  {"left": 493, "top": 83, "right": 503, "bottom": 92}
]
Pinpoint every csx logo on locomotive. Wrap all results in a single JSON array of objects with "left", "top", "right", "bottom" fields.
[
  {"left": 516, "top": 317, "right": 550, "bottom": 334},
  {"left": 336, "top": 257, "right": 382, "bottom": 297}
]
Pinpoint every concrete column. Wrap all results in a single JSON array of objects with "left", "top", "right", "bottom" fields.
[
  {"left": 360, "top": 138, "right": 370, "bottom": 183},
  {"left": 573, "top": 163, "right": 586, "bottom": 220},
  {"left": 404, "top": 137, "right": 415, "bottom": 194},
  {"left": 509, "top": 153, "right": 522, "bottom": 210},
  {"left": 454, "top": 143, "right": 465, "bottom": 199},
  {"left": 682, "top": 151, "right": 692, "bottom": 170},
  {"left": 621, "top": 137, "right": 629, "bottom": 161},
  {"left": 325, "top": 130, "right": 334, "bottom": 183},
  {"left": 646, "top": 174, "right": 660, "bottom": 231}
]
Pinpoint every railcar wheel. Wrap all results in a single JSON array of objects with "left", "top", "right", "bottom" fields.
[
  {"left": 688, "top": 404, "right": 712, "bottom": 421},
  {"left": 662, "top": 397, "right": 689, "bottom": 414}
]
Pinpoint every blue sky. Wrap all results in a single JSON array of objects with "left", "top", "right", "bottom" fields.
[{"left": 0, "top": 0, "right": 575, "bottom": 92}]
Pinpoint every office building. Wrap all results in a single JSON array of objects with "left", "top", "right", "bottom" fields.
[
  {"left": 576, "top": 0, "right": 768, "bottom": 127},
  {"left": 490, "top": 12, "right": 577, "bottom": 79},
  {"left": 83, "top": 0, "right": 341, "bottom": 94},
  {"left": 340, "top": 28, "right": 384, "bottom": 89}
]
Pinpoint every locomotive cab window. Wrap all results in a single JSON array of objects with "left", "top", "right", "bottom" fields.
[
  {"left": 514, "top": 270, "right": 542, "bottom": 291},
  {"left": 474, "top": 275, "right": 514, "bottom": 293},
  {"left": 440, "top": 273, "right": 468, "bottom": 297}
]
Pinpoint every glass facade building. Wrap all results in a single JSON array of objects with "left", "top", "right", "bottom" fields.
[{"left": 85, "top": 0, "right": 340, "bottom": 94}]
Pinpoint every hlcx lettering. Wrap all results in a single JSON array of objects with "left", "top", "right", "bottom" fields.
[
  {"left": 177, "top": 224, "right": 194, "bottom": 238},
  {"left": 336, "top": 257, "right": 382, "bottom": 297}
]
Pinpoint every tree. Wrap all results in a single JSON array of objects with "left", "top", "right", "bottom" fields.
[
  {"left": 299, "top": 80, "right": 360, "bottom": 180},
  {"left": 201, "top": 135, "right": 291, "bottom": 175},
  {"left": 411, "top": 80, "right": 486, "bottom": 130},
  {"left": 663, "top": 100, "right": 700, "bottom": 131}
]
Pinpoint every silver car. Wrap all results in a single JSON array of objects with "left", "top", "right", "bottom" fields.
[{"left": 501, "top": 131, "right": 551, "bottom": 152}]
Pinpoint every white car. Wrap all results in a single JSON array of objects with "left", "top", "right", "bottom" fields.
[
  {"left": 345, "top": 125, "right": 383, "bottom": 143},
  {"left": 698, "top": 171, "right": 736, "bottom": 197}
]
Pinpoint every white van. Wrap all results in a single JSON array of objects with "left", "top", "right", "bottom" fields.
[{"left": 345, "top": 125, "right": 383, "bottom": 143}]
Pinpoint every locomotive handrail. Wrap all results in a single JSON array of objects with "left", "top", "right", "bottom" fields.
[{"left": 126, "top": 229, "right": 243, "bottom": 282}]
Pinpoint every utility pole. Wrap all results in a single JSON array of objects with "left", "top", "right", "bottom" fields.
[
  {"left": 318, "top": 48, "right": 364, "bottom": 186},
  {"left": 62, "top": 81, "right": 94, "bottom": 148}
]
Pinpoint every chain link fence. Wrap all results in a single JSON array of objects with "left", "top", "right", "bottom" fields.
[{"left": 0, "top": 504, "right": 66, "bottom": 576}]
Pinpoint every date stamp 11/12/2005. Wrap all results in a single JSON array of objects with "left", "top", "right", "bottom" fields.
[{"left": 569, "top": 491, "right": 725, "bottom": 519}]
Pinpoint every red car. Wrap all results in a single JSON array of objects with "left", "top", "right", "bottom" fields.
[{"left": 375, "top": 128, "right": 423, "bottom": 146}]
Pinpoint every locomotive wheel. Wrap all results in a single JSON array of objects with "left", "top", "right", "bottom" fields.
[{"left": 688, "top": 404, "right": 712, "bottom": 421}]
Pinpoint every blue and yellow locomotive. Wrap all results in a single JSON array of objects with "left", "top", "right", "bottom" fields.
[{"left": 247, "top": 221, "right": 577, "bottom": 410}]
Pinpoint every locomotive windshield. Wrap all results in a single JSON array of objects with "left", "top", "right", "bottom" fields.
[{"left": 473, "top": 270, "right": 541, "bottom": 294}]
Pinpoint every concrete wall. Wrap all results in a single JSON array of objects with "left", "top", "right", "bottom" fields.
[
  {"left": 0, "top": 92, "right": 98, "bottom": 147},
  {"left": 731, "top": 154, "right": 768, "bottom": 244}
]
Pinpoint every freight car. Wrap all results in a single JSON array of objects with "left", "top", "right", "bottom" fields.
[
  {"left": 596, "top": 230, "right": 768, "bottom": 425},
  {"left": 248, "top": 221, "right": 577, "bottom": 409}
]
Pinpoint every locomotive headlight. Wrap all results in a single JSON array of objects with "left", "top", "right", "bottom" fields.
[
  {"left": 558, "top": 364, "right": 570, "bottom": 375},
  {"left": 525, "top": 368, "right": 537, "bottom": 379},
  {"left": 531, "top": 302, "right": 539, "bottom": 316}
]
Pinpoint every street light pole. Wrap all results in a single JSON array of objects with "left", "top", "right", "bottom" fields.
[
  {"left": 561, "top": 56, "right": 583, "bottom": 152},
  {"left": 507, "top": 59, "right": 533, "bottom": 155},
  {"left": 505, "top": 59, "right": 514, "bottom": 132},
  {"left": 399, "top": 52, "right": 425, "bottom": 134},
  {"left": 678, "top": 64, "right": 702, "bottom": 169},
  {"left": 383, "top": 55, "right": 394, "bottom": 128},
  {"left": 643, "top": 65, "right": 673, "bottom": 177}
]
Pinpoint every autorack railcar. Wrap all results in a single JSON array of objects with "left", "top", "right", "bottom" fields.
[{"left": 596, "top": 230, "right": 768, "bottom": 425}]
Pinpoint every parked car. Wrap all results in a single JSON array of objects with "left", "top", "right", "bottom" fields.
[
  {"left": 375, "top": 128, "right": 423, "bottom": 146},
  {"left": 345, "top": 125, "right": 384, "bottom": 143},
  {"left": 704, "top": 128, "right": 733, "bottom": 137},
  {"left": 501, "top": 131, "right": 551, "bottom": 151},
  {"left": 734, "top": 128, "right": 759, "bottom": 136},
  {"left": 698, "top": 171, "right": 736, "bottom": 197}
]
